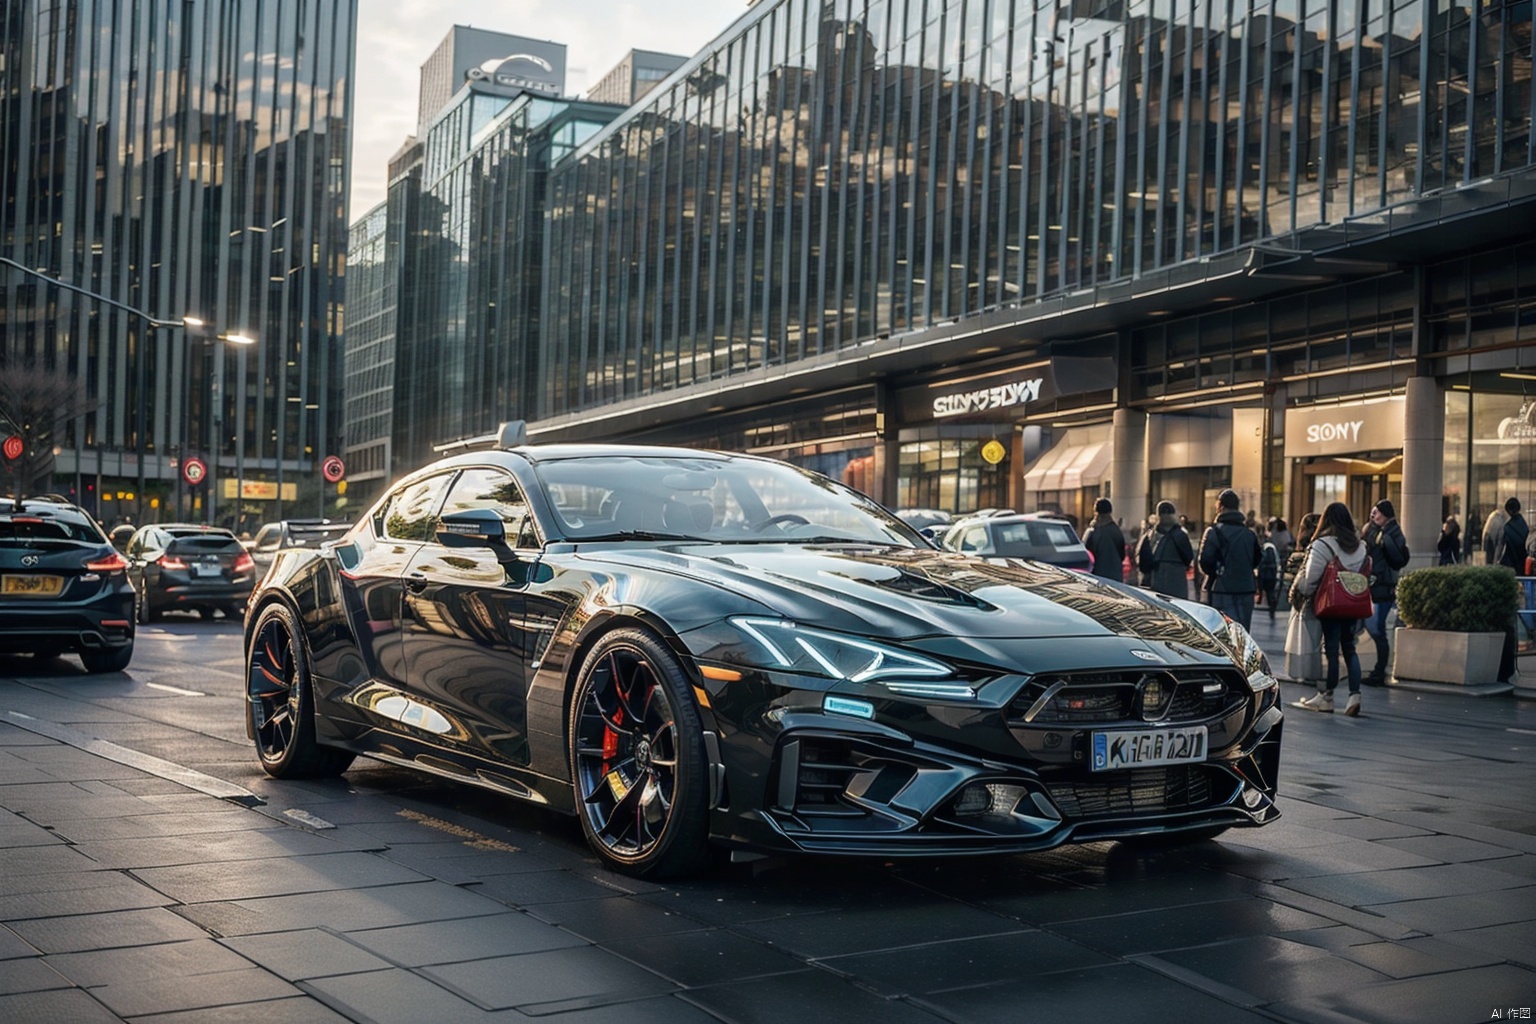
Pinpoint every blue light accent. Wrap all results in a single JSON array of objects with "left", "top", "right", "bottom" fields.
[{"left": 823, "top": 695, "right": 874, "bottom": 719}]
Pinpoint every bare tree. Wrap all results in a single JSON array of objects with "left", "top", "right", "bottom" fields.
[{"left": 0, "top": 363, "right": 95, "bottom": 498}]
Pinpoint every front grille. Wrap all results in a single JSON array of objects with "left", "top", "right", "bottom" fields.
[
  {"left": 1044, "top": 765, "right": 1213, "bottom": 818},
  {"left": 1009, "top": 668, "right": 1245, "bottom": 726}
]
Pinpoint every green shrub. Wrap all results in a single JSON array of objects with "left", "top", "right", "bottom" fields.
[{"left": 1395, "top": 564, "right": 1520, "bottom": 633}]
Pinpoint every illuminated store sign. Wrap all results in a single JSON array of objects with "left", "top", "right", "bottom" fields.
[
  {"left": 1284, "top": 398, "right": 1405, "bottom": 457},
  {"left": 933, "top": 378, "right": 1044, "bottom": 418}
]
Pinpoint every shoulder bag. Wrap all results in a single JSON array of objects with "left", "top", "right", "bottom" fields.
[{"left": 1312, "top": 547, "right": 1373, "bottom": 620}]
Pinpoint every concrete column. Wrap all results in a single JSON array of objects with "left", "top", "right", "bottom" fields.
[
  {"left": 1111, "top": 408, "right": 1150, "bottom": 530},
  {"left": 1401, "top": 375, "right": 1444, "bottom": 570}
]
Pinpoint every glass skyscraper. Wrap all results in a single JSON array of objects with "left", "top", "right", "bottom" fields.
[
  {"left": 528, "top": 0, "right": 1536, "bottom": 562},
  {"left": 0, "top": 0, "right": 355, "bottom": 529}
]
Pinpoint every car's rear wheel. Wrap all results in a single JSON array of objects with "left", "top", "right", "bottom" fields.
[
  {"left": 247, "top": 603, "right": 354, "bottom": 779},
  {"left": 569, "top": 628, "right": 710, "bottom": 879},
  {"left": 80, "top": 646, "right": 133, "bottom": 673},
  {"left": 136, "top": 583, "right": 160, "bottom": 624}
]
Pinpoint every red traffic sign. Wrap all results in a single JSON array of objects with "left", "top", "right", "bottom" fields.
[
  {"left": 321, "top": 455, "right": 346, "bottom": 483},
  {"left": 1, "top": 435, "right": 22, "bottom": 462},
  {"left": 182, "top": 457, "right": 208, "bottom": 486}
]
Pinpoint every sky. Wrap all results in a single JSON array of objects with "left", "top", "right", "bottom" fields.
[{"left": 349, "top": 0, "right": 751, "bottom": 217}]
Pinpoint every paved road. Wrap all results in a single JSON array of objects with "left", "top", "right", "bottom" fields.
[{"left": 0, "top": 614, "right": 1534, "bottom": 1023}]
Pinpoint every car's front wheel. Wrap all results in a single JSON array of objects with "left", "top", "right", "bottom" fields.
[
  {"left": 136, "top": 584, "right": 159, "bottom": 624},
  {"left": 247, "top": 603, "right": 354, "bottom": 779},
  {"left": 569, "top": 628, "right": 711, "bottom": 879}
]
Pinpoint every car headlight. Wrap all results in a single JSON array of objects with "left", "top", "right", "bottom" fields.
[
  {"left": 731, "top": 618, "right": 968, "bottom": 696},
  {"left": 1169, "top": 599, "right": 1275, "bottom": 691}
]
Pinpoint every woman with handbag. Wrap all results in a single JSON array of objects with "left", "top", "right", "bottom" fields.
[{"left": 1293, "top": 502, "right": 1371, "bottom": 716}]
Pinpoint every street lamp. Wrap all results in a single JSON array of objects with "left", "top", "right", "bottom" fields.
[{"left": 0, "top": 257, "right": 256, "bottom": 520}]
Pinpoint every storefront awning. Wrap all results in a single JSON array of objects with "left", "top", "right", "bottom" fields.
[{"left": 1024, "top": 440, "right": 1110, "bottom": 492}]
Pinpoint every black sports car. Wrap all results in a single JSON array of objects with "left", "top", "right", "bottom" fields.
[{"left": 245, "top": 428, "right": 1282, "bottom": 878}]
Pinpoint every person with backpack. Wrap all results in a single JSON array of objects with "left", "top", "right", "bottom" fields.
[
  {"left": 1199, "top": 488, "right": 1263, "bottom": 629},
  {"left": 1361, "top": 498, "right": 1410, "bottom": 687},
  {"left": 1293, "top": 502, "right": 1370, "bottom": 717},
  {"left": 1136, "top": 500, "right": 1195, "bottom": 598},
  {"left": 1257, "top": 539, "right": 1281, "bottom": 619},
  {"left": 1082, "top": 497, "right": 1128, "bottom": 583}
]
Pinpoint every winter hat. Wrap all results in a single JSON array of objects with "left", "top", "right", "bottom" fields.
[
  {"left": 1156, "top": 500, "right": 1175, "bottom": 516},
  {"left": 1507, "top": 497, "right": 1522, "bottom": 514},
  {"left": 1374, "top": 499, "right": 1396, "bottom": 519},
  {"left": 1094, "top": 498, "right": 1113, "bottom": 515},
  {"left": 1217, "top": 489, "right": 1240, "bottom": 510}
]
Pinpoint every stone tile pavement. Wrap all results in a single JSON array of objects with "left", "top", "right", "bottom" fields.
[{"left": 0, "top": 617, "right": 1535, "bottom": 1022}]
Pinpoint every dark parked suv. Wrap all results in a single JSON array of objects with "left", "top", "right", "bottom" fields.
[
  {"left": 0, "top": 496, "right": 136, "bottom": 672},
  {"left": 126, "top": 524, "right": 257, "bottom": 621}
]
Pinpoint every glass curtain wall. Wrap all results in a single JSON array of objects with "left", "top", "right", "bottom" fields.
[
  {"left": 541, "top": 0, "right": 1534, "bottom": 422},
  {"left": 0, "top": 0, "right": 355, "bottom": 525}
]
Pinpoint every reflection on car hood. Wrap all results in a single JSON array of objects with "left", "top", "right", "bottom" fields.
[{"left": 574, "top": 543, "right": 1224, "bottom": 651}]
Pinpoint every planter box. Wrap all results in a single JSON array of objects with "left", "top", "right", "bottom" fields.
[{"left": 1391, "top": 627, "right": 1504, "bottom": 687}]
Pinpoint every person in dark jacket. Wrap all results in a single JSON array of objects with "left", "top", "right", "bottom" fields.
[
  {"left": 1496, "top": 497, "right": 1529, "bottom": 570},
  {"left": 1136, "top": 500, "right": 1195, "bottom": 597},
  {"left": 1199, "top": 488, "right": 1262, "bottom": 629},
  {"left": 1082, "top": 498, "right": 1128, "bottom": 582},
  {"left": 1361, "top": 498, "right": 1411, "bottom": 686},
  {"left": 1438, "top": 515, "right": 1461, "bottom": 565}
]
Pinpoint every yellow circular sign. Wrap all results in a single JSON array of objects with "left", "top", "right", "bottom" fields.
[{"left": 980, "top": 440, "right": 1007, "bottom": 465}]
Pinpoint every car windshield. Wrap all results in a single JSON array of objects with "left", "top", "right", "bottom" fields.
[{"left": 531, "top": 454, "right": 923, "bottom": 546}]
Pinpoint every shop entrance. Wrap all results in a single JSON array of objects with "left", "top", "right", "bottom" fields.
[{"left": 1293, "top": 456, "right": 1401, "bottom": 522}]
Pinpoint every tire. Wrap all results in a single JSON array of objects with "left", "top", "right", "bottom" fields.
[
  {"left": 221, "top": 603, "right": 246, "bottom": 622},
  {"left": 137, "top": 585, "right": 160, "bottom": 624},
  {"left": 569, "top": 628, "right": 711, "bottom": 879},
  {"left": 247, "top": 603, "right": 354, "bottom": 779},
  {"left": 80, "top": 645, "right": 133, "bottom": 673},
  {"left": 198, "top": 607, "right": 215, "bottom": 621}
]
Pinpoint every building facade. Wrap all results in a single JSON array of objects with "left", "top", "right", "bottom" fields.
[
  {"left": 585, "top": 49, "right": 689, "bottom": 106},
  {"left": 526, "top": 0, "right": 1536, "bottom": 564},
  {"left": 0, "top": 0, "right": 355, "bottom": 529}
]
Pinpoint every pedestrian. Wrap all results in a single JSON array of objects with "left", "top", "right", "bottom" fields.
[
  {"left": 1293, "top": 501, "right": 1369, "bottom": 716},
  {"left": 1283, "top": 511, "right": 1323, "bottom": 685},
  {"left": 1483, "top": 503, "right": 1510, "bottom": 564},
  {"left": 1438, "top": 515, "right": 1461, "bottom": 565},
  {"left": 1083, "top": 497, "right": 1128, "bottom": 583},
  {"left": 1182, "top": 514, "right": 1203, "bottom": 593},
  {"left": 1257, "top": 538, "right": 1281, "bottom": 619},
  {"left": 1135, "top": 500, "right": 1195, "bottom": 597},
  {"left": 1494, "top": 497, "right": 1529, "bottom": 570},
  {"left": 1267, "top": 517, "right": 1295, "bottom": 561},
  {"left": 1361, "top": 498, "right": 1410, "bottom": 687},
  {"left": 1199, "top": 488, "right": 1263, "bottom": 629}
]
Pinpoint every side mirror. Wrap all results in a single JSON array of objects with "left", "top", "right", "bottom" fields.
[{"left": 436, "top": 508, "right": 508, "bottom": 548}]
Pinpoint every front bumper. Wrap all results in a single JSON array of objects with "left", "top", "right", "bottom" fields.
[{"left": 702, "top": 664, "right": 1283, "bottom": 857}]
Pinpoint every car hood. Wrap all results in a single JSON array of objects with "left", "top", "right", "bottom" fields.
[{"left": 573, "top": 543, "right": 1225, "bottom": 652}]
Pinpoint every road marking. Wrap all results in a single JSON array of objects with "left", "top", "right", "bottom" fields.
[
  {"left": 0, "top": 710, "right": 262, "bottom": 806},
  {"left": 1510, "top": 728, "right": 1536, "bottom": 737},
  {"left": 282, "top": 808, "right": 336, "bottom": 830},
  {"left": 397, "top": 808, "right": 520, "bottom": 852},
  {"left": 146, "top": 682, "right": 206, "bottom": 697}
]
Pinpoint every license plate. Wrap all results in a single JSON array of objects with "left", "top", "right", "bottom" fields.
[
  {"left": 1091, "top": 725, "right": 1207, "bottom": 771},
  {"left": 195, "top": 563, "right": 223, "bottom": 577},
  {"left": 1, "top": 575, "right": 64, "bottom": 597}
]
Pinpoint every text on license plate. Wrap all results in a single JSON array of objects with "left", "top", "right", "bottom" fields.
[
  {"left": 1, "top": 575, "right": 65, "bottom": 597},
  {"left": 195, "top": 564, "right": 223, "bottom": 577},
  {"left": 1091, "top": 726, "right": 1207, "bottom": 771}
]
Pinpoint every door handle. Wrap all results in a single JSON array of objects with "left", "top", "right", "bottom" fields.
[{"left": 404, "top": 573, "right": 428, "bottom": 593}]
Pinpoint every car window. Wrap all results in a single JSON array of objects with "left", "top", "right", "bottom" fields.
[
  {"left": 376, "top": 474, "right": 452, "bottom": 541},
  {"left": 957, "top": 526, "right": 988, "bottom": 553},
  {"left": 252, "top": 524, "right": 281, "bottom": 550},
  {"left": 0, "top": 516, "right": 101, "bottom": 544},
  {"left": 440, "top": 467, "right": 538, "bottom": 548}
]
